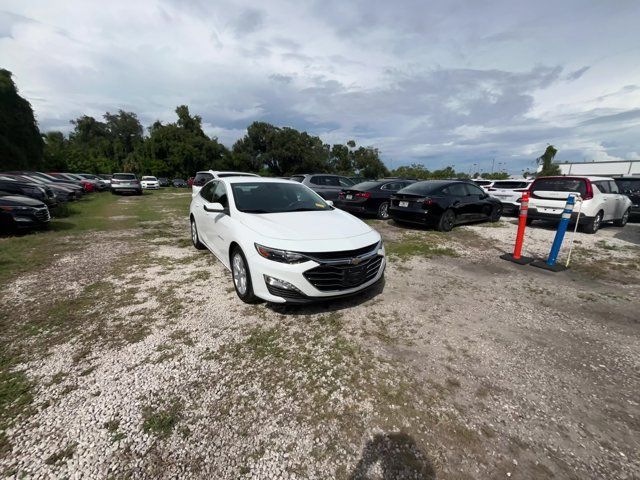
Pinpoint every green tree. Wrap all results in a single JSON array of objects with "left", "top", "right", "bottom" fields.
[
  {"left": 537, "top": 145, "right": 561, "bottom": 176},
  {"left": 0, "top": 69, "right": 44, "bottom": 170},
  {"left": 42, "top": 131, "right": 68, "bottom": 171}
]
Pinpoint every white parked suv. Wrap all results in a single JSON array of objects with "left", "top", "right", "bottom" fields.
[
  {"left": 140, "top": 176, "right": 160, "bottom": 189},
  {"left": 488, "top": 179, "right": 533, "bottom": 215},
  {"left": 527, "top": 176, "right": 632, "bottom": 234},
  {"left": 472, "top": 179, "right": 494, "bottom": 192},
  {"left": 191, "top": 170, "right": 259, "bottom": 196},
  {"left": 189, "top": 177, "right": 385, "bottom": 304}
]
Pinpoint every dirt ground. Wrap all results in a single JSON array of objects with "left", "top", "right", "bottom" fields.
[{"left": 1, "top": 191, "right": 639, "bottom": 479}]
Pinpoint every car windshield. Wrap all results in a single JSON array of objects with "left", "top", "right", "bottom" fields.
[
  {"left": 232, "top": 182, "right": 332, "bottom": 214},
  {"left": 113, "top": 173, "right": 136, "bottom": 180},
  {"left": 142, "top": 176, "right": 156, "bottom": 180},
  {"left": 615, "top": 179, "right": 640, "bottom": 193},
  {"left": 532, "top": 178, "right": 587, "bottom": 196}
]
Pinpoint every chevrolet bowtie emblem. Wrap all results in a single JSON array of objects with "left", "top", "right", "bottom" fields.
[{"left": 351, "top": 257, "right": 362, "bottom": 265}]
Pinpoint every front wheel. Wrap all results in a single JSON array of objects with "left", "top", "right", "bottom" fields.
[
  {"left": 377, "top": 201, "right": 390, "bottom": 220},
  {"left": 582, "top": 211, "right": 602, "bottom": 234},
  {"left": 613, "top": 208, "right": 630, "bottom": 227},
  {"left": 231, "top": 248, "right": 258, "bottom": 304},
  {"left": 436, "top": 209, "right": 456, "bottom": 232},
  {"left": 190, "top": 218, "right": 206, "bottom": 250}
]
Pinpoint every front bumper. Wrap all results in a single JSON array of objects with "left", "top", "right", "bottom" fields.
[
  {"left": 142, "top": 184, "right": 160, "bottom": 189},
  {"left": 247, "top": 246, "right": 386, "bottom": 304}
]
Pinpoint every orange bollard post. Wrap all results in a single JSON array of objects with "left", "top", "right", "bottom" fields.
[{"left": 500, "top": 191, "right": 535, "bottom": 265}]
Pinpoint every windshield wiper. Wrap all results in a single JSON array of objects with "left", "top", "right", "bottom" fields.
[{"left": 241, "top": 209, "right": 271, "bottom": 213}]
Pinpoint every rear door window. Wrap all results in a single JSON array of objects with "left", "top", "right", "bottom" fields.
[
  {"left": 465, "top": 184, "right": 486, "bottom": 196},
  {"left": 444, "top": 183, "right": 468, "bottom": 196},
  {"left": 194, "top": 172, "right": 214, "bottom": 186},
  {"left": 593, "top": 181, "right": 610, "bottom": 193},
  {"left": 608, "top": 181, "right": 619, "bottom": 194}
]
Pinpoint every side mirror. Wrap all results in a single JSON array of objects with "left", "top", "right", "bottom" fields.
[
  {"left": 203, "top": 202, "right": 225, "bottom": 213},
  {"left": 326, "top": 200, "right": 334, "bottom": 207}
]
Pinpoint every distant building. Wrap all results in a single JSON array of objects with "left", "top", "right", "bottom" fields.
[{"left": 550, "top": 160, "right": 640, "bottom": 177}]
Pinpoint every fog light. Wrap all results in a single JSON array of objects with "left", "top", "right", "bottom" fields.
[{"left": 264, "top": 275, "right": 303, "bottom": 292}]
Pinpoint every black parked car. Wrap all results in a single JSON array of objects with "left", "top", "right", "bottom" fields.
[
  {"left": 0, "top": 179, "right": 58, "bottom": 209},
  {"left": 0, "top": 192, "right": 51, "bottom": 232},
  {"left": 615, "top": 177, "right": 640, "bottom": 217},
  {"left": 390, "top": 180, "right": 502, "bottom": 231},
  {"left": 335, "top": 179, "right": 416, "bottom": 219},
  {"left": 158, "top": 177, "right": 170, "bottom": 187},
  {"left": 1, "top": 174, "right": 77, "bottom": 202},
  {"left": 173, "top": 178, "right": 188, "bottom": 188}
]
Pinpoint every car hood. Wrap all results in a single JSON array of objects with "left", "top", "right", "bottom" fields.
[
  {"left": 0, "top": 195, "right": 45, "bottom": 207},
  {"left": 238, "top": 208, "right": 372, "bottom": 241}
]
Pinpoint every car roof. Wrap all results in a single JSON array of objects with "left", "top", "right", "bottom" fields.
[
  {"left": 196, "top": 170, "right": 259, "bottom": 176},
  {"left": 219, "top": 177, "right": 297, "bottom": 185},
  {"left": 534, "top": 175, "right": 616, "bottom": 182}
]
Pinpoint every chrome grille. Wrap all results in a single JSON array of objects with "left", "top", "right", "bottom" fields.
[{"left": 304, "top": 255, "right": 383, "bottom": 292}]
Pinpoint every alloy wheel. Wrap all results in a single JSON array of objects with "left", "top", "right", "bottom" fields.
[
  {"left": 233, "top": 253, "right": 248, "bottom": 295},
  {"left": 379, "top": 202, "right": 389, "bottom": 219},
  {"left": 191, "top": 221, "right": 198, "bottom": 244}
]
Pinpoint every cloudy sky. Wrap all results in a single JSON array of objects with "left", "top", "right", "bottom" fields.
[{"left": 2, "top": 0, "right": 640, "bottom": 173}]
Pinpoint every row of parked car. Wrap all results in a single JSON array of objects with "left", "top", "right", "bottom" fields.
[{"left": 0, "top": 171, "right": 113, "bottom": 233}]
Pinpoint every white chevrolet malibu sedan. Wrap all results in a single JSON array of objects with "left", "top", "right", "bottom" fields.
[{"left": 189, "top": 177, "right": 385, "bottom": 304}]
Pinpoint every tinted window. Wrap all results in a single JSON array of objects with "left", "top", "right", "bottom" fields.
[
  {"left": 194, "top": 172, "right": 214, "bottom": 186},
  {"left": 473, "top": 180, "right": 492, "bottom": 186},
  {"left": 200, "top": 181, "right": 215, "bottom": 202},
  {"left": 212, "top": 182, "right": 229, "bottom": 208},
  {"left": 443, "top": 183, "right": 468, "bottom": 196},
  {"left": 465, "top": 184, "right": 486, "bottom": 196},
  {"left": 353, "top": 181, "right": 383, "bottom": 190},
  {"left": 338, "top": 177, "right": 354, "bottom": 187},
  {"left": 608, "top": 181, "right": 619, "bottom": 194},
  {"left": 290, "top": 176, "right": 304, "bottom": 183},
  {"left": 492, "top": 181, "right": 529, "bottom": 189},
  {"left": 381, "top": 182, "right": 403, "bottom": 191},
  {"left": 309, "top": 176, "right": 322, "bottom": 185},
  {"left": 593, "top": 181, "right": 610, "bottom": 193},
  {"left": 615, "top": 179, "right": 640, "bottom": 193},
  {"left": 531, "top": 178, "right": 587, "bottom": 196},
  {"left": 231, "top": 182, "right": 331, "bottom": 213},
  {"left": 113, "top": 173, "right": 136, "bottom": 180},
  {"left": 400, "top": 181, "right": 449, "bottom": 195}
]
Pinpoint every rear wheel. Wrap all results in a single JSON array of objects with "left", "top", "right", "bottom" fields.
[
  {"left": 377, "top": 201, "right": 390, "bottom": 219},
  {"left": 582, "top": 211, "right": 602, "bottom": 234},
  {"left": 190, "top": 218, "right": 206, "bottom": 250},
  {"left": 490, "top": 204, "right": 502, "bottom": 222},
  {"left": 231, "top": 247, "right": 258, "bottom": 304},
  {"left": 613, "top": 208, "right": 630, "bottom": 227},
  {"left": 436, "top": 209, "right": 456, "bottom": 232}
]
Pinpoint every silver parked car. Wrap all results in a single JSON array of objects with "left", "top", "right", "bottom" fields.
[
  {"left": 289, "top": 174, "right": 355, "bottom": 200},
  {"left": 110, "top": 173, "right": 142, "bottom": 195}
]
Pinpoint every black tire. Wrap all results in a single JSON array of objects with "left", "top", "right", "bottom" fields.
[
  {"left": 377, "top": 201, "right": 390, "bottom": 220},
  {"left": 230, "top": 247, "right": 259, "bottom": 304},
  {"left": 613, "top": 208, "right": 630, "bottom": 227},
  {"left": 490, "top": 204, "right": 502, "bottom": 222},
  {"left": 582, "top": 211, "right": 602, "bottom": 234},
  {"left": 436, "top": 209, "right": 456, "bottom": 232},
  {"left": 190, "top": 218, "right": 206, "bottom": 250},
  {"left": 525, "top": 217, "right": 534, "bottom": 226}
]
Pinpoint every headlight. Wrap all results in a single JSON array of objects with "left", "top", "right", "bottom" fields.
[{"left": 255, "top": 243, "right": 308, "bottom": 264}]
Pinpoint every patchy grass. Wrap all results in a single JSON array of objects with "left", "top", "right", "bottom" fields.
[
  {"left": 0, "top": 354, "right": 33, "bottom": 457},
  {"left": 385, "top": 233, "right": 458, "bottom": 261},
  {"left": 142, "top": 401, "right": 183, "bottom": 439}
]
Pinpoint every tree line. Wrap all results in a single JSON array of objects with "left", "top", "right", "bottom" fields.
[{"left": 2, "top": 68, "right": 551, "bottom": 179}]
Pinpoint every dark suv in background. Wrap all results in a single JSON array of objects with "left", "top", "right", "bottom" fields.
[
  {"left": 289, "top": 174, "right": 355, "bottom": 200},
  {"left": 615, "top": 177, "right": 640, "bottom": 218}
]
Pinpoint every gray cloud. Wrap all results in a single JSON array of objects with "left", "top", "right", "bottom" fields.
[{"left": 2, "top": 0, "right": 640, "bottom": 172}]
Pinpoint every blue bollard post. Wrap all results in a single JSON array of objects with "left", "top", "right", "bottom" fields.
[{"left": 531, "top": 195, "right": 575, "bottom": 272}]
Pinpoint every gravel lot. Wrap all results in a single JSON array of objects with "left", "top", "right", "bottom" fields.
[{"left": 1, "top": 192, "right": 639, "bottom": 479}]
